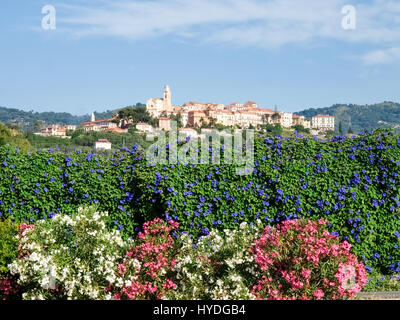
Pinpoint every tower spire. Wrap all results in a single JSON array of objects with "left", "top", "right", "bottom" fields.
[{"left": 164, "top": 85, "right": 172, "bottom": 111}]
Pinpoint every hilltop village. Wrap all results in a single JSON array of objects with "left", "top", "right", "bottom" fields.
[
  {"left": 33, "top": 86, "right": 335, "bottom": 148},
  {"left": 144, "top": 86, "right": 334, "bottom": 132}
]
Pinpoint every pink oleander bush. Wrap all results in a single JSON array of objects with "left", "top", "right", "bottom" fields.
[
  {"left": 250, "top": 219, "right": 367, "bottom": 300},
  {"left": 0, "top": 275, "right": 21, "bottom": 300},
  {"left": 109, "top": 218, "right": 180, "bottom": 300}
]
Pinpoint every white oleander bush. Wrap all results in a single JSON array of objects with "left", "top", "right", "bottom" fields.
[
  {"left": 9, "top": 206, "right": 128, "bottom": 300},
  {"left": 165, "top": 221, "right": 264, "bottom": 300}
]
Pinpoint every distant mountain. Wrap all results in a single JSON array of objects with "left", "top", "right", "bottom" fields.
[
  {"left": 297, "top": 101, "right": 400, "bottom": 134},
  {"left": 0, "top": 106, "right": 128, "bottom": 131}
]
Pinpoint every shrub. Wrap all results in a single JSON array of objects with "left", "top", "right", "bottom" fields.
[
  {"left": 1, "top": 129, "right": 400, "bottom": 277},
  {"left": 250, "top": 219, "right": 367, "bottom": 300},
  {"left": 109, "top": 218, "right": 180, "bottom": 300},
  {"left": 8, "top": 206, "right": 127, "bottom": 300},
  {"left": 166, "top": 221, "right": 263, "bottom": 300},
  {"left": 0, "top": 219, "right": 21, "bottom": 300},
  {"left": 0, "top": 219, "right": 19, "bottom": 274}
]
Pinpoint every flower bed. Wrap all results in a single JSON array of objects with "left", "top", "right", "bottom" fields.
[{"left": 4, "top": 207, "right": 367, "bottom": 300}]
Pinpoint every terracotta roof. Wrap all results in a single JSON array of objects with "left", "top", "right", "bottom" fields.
[
  {"left": 185, "top": 102, "right": 203, "bottom": 106},
  {"left": 97, "top": 139, "right": 111, "bottom": 143},
  {"left": 105, "top": 128, "right": 128, "bottom": 133},
  {"left": 83, "top": 116, "right": 118, "bottom": 125},
  {"left": 158, "top": 117, "right": 171, "bottom": 120}
]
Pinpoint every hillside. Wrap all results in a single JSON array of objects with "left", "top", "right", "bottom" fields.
[
  {"left": 298, "top": 101, "right": 400, "bottom": 133},
  {"left": 2, "top": 101, "right": 400, "bottom": 134},
  {"left": 0, "top": 106, "right": 118, "bottom": 131}
]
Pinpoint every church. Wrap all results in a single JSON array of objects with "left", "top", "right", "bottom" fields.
[{"left": 146, "top": 85, "right": 173, "bottom": 118}]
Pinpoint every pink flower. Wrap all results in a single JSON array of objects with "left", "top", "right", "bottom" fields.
[
  {"left": 301, "top": 268, "right": 311, "bottom": 279},
  {"left": 313, "top": 289, "right": 325, "bottom": 300}
]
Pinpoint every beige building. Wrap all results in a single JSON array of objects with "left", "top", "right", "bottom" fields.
[
  {"left": 188, "top": 110, "right": 208, "bottom": 128},
  {"left": 35, "top": 125, "right": 74, "bottom": 139},
  {"left": 95, "top": 139, "right": 112, "bottom": 150},
  {"left": 215, "top": 110, "right": 235, "bottom": 127},
  {"left": 159, "top": 117, "right": 171, "bottom": 131},
  {"left": 136, "top": 122, "right": 154, "bottom": 133},
  {"left": 279, "top": 112, "right": 293, "bottom": 128},
  {"left": 292, "top": 114, "right": 311, "bottom": 128},
  {"left": 235, "top": 111, "right": 263, "bottom": 128},
  {"left": 312, "top": 115, "right": 335, "bottom": 131},
  {"left": 82, "top": 115, "right": 118, "bottom": 132},
  {"left": 182, "top": 102, "right": 205, "bottom": 112}
]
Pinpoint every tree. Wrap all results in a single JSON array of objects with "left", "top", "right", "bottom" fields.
[
  {"left": 0, "top": 122, "right": 31, "bottom": 153},
  {"left": 169, "top": 113, "right": 183, "bottom": 128},
  {"left": 292, "top": 124, "right": 310, "bottom": 134},
  {"left": 34, "top": 121, "right": 41, "bottom": 132},
  {"left": 259, "top": 123, "right": 282, "bottom": 137},
  {"left": 117, "top": 106, "right": 157, "bottom": 127},
  {"left": 339, "top": 121, "right": 343, "bottom": 134},
  {"left": 348, "top": 126, "right": 353, "bottom": 134}
]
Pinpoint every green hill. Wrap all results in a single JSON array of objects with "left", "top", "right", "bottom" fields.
[
  {"left": 297, "top": 101, "right": 400, "bottom": 134},
  {"left": 0, "top": 107, "right": 120, "bottom": 131}
]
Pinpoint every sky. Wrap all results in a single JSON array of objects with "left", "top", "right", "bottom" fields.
[{"left": 0, "top": 0, "right": 399, "bottom": 115}]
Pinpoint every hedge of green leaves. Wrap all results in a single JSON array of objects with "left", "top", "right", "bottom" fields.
[{"left": 1, "top": 129, "right": 400, "bottom": 276}]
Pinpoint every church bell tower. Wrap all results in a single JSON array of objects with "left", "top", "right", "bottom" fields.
[{"left": 163, "top": 85, "right": 172, "bottom": 111}]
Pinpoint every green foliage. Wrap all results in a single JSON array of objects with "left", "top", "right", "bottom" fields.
[
  {"left": 298, "top": 101, "right": 400, "bottom": 134},
  {"left": 25, "top": 130, "right": 151, "bottom": 151},
  {"left": 362, "top": 272, "right": 400, "bottom": 292},
  {"left": 259, "top": 123, "right": 283, "bottom": 136},
  {"left": 292, "top": 125, "right": 310, "bottom": 134},
  {"left": 1, "top": 128, "right": 400, "bottom": 279},
  {"left": 339, "top": 121, "right": 343, "bottom": 134},
  {"left": 117, "top": 106, "right": 157, "bottom": 127},
  {"left": 0, "top": 106, "right": 118, "bottom": 131},
  {"left": 0, "top": 220, "right": 19, "bottom": 274},
  {"left": 0, "top": 122, "right": 31, "bottom": 153}
]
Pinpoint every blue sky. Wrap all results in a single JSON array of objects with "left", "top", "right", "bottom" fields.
[{"left": 0, "top": 0, "right": 399, "bottom": 115}]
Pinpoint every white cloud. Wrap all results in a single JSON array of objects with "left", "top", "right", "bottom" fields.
[
  {"left": 55, "top": 0, "right": 400, "bottom": 51},
  {"left": 362, "top": 47, "right": 400, "bottom": 65}
]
